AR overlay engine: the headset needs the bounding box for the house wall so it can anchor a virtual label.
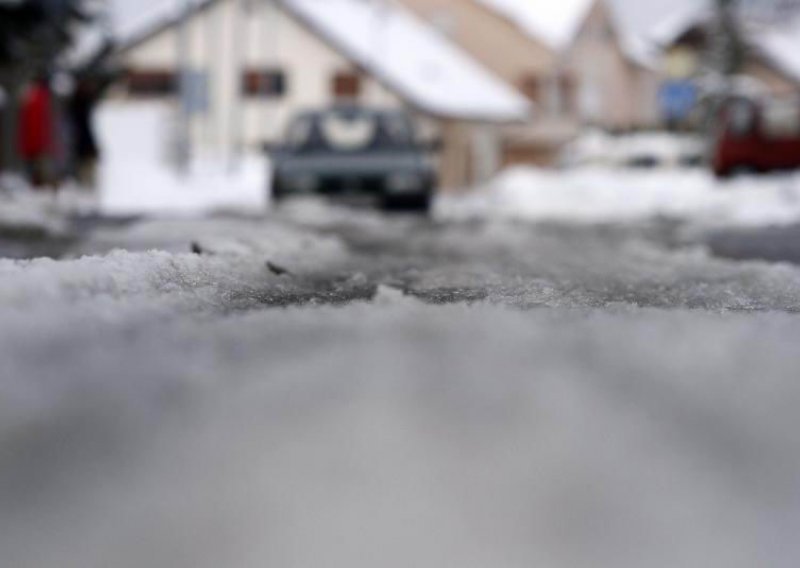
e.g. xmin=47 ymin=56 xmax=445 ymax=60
xmin=565 ymin=0 xmax=658 ymax=130
xmin=742 ymin=59 xmax=799 ymax=97
xmin=399 ymin=0 xmax=556 ymax=82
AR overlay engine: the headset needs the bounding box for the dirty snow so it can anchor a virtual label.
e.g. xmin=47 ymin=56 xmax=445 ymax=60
xmin=4 ymin=213 xmax=800 ymax=567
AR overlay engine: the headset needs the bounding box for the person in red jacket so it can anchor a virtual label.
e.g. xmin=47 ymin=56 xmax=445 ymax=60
xmin=18 ymin=77 xmax=56 ymax=189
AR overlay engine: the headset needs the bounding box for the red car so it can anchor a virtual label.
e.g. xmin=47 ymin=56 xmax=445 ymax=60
xmin=712 ymin=96 xmax=800 ymax=177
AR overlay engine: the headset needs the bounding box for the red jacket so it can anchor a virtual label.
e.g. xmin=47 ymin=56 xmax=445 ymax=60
xmin=18 ymin=83 xmax=54 ymax=159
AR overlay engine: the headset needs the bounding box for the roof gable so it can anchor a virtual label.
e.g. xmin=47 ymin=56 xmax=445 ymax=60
xmin=473 ymin=0 xmax=595 ymax=51
xmin=750 ymin=17 xmax=800 ymax=85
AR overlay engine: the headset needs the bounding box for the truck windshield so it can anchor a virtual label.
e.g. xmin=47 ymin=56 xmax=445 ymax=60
xmin=286 ymin=111 xmax=415 ymax=151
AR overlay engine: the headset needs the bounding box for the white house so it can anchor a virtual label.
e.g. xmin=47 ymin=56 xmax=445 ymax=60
xmin=113 ymin=0 xmax=530 ymax=189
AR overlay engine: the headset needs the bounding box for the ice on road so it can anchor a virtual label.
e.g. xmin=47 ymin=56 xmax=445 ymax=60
xmin=2 ymin=208 xmax=800 ymax=568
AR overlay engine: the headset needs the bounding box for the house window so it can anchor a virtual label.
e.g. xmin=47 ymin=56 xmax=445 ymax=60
xmin=126 ymin=69 xmax=177 ymax=96
xmin=332 ymin=71 xmax=362 ymax=99
xmin=242 ymin=69 xmax=287 ymax=98
xmin=558 ymin=74 xmax=577 ymax=115
xmin=519 ymin=74 xmax=542 ymax=104
xmin=522 ymin=73 xmax=576 ymax=116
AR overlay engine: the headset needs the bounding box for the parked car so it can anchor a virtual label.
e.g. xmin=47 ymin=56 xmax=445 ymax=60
xmin=266 ymin=106 xmax=438 ymax=212
xmin=560 ymin=130 xmax=705 ymax=170
xmin=712 ymin=95 xmax=800 ymax=177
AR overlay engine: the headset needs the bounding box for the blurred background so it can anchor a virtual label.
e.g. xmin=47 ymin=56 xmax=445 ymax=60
xmin=3 ymin=0 xmax=800 ymax=218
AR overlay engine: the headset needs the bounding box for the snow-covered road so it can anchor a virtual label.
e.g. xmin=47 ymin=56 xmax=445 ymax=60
xmin=3 ymin=204 xmax=800 ymax=567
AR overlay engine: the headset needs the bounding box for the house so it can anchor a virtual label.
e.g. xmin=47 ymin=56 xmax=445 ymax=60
xmin=113 ymin=0 xmax=530 ymax=190
xmin=562 ymin=0 xmax=660 ymax=130
xmin=399 ymin=0 xmax=661 ymax=165
xmin=653 ymin=6 xmax=800 ymax=126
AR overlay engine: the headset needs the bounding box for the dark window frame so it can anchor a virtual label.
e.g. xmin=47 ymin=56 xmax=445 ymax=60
xmin=332 ymin=71 xmax=362 ymax=99
xmin=518 ymin=74 xmax=542 ymax=104
xmin=242 ymin=69 xmax=287 ymax=98
xmin=125 ymin=69 xmax=177 ymax=97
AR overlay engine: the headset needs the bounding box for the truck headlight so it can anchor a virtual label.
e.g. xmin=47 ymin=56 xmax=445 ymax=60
xmin=387 ymin=172 xmax=423 ymax=193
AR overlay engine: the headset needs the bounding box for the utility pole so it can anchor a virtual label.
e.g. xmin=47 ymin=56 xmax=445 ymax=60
xmin=175 ymin=0 xmax=193 ymax=173
xmin=711 ymin=0 xmax=745 ymax=82
xmin=228 ymin=0 xmax=248 ymax=172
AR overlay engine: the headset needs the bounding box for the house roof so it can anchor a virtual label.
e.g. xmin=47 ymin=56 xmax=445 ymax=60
xmin=474 ymin=0 xmax=658 ymax=69
xmin=473 ymin=0 xmax=595 ymax=51
xmin=647 ymin=4 xmax=800 ymax=87
xmin=648 ymin=4 xmax=710 ymax=48
xmin=280 ymin=0 xmax=530 ymax=122
xmin=751 ymin=17 xmax=800 ymax=85
xmin=114 ymin=0 xmax=217 ymax=51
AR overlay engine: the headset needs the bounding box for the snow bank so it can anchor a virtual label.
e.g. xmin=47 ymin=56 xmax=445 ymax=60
xmin=561 ymin=130 xmax=705 ymax=168
xmin=0 ymin=191 xmax=69 ymax=238
xmin=0 ymin=180 xmax=96 ymax=238
xmin=97 ymin=102 xmax=268 ymax=216
xmin=0 ymin=215 xmax=347 ymax=321
xmin=445 ymin=166 xmax=800 ymax=227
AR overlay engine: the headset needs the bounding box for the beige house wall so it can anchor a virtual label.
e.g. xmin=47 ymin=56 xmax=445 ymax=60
xmin=565 ymin=0 xmax=659 ymax=130
xmin=400 ymin=0 xmax=556 ymax=84
xmin=742 ymin=60 xmax=799 ymax=98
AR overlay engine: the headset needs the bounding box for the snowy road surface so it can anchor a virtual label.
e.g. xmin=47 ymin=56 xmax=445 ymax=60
xmin=2 ymin=203 xmax=800 ymax=567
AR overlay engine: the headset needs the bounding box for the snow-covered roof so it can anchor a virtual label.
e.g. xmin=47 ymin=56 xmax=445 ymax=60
xmin=751 ymin=17 xmax=800 ymax=85
xmin=644 ymin=4 xmax=800 ymax=87
xmin=648 ymin=4 xmax=710 ymax=48
xmin=114 ymin=0 xmax=216 ymax=48
xmin=280 ymin=0 xmax=530 ymax=122
xmin=474 ymin=0 xmax=595 ymax=51
xmin=474 ymin=0 xmax=657 ymax=70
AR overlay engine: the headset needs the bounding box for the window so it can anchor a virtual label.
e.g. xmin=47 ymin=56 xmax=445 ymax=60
xmin=522 ymin=74 xmax=576 ymax=115
xmin=332 ymin=71 xmax=362 ymax=99
xmin=558 ymin=74 xmax=577 ymax=115
xmin=519 ymin=75 xmax=542 ymax=104
xmin=126 ymin=69 xmax=176 ymax=96
xmin=242 ymin=69 xmax=287 ymax=98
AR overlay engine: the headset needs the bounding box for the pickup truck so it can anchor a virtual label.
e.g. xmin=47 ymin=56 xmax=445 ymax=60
xmin=266 ymin=106 xmax=438 ymax=212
